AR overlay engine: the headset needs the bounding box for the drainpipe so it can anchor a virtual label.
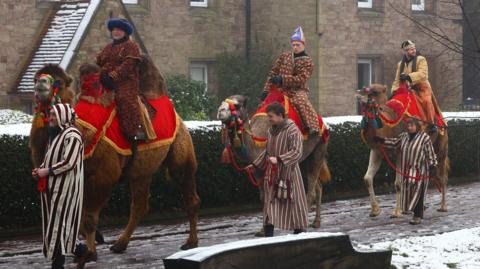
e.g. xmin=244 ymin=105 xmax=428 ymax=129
xmin=245 ymin=0 xmax=251 ymax=63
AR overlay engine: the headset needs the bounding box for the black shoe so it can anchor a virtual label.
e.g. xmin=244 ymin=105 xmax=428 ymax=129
xmin=51 ymin=254 xmax=65 ymax=269
xmin=293 ymin=229 xmax=305 ymax=234
xmin=95 ymin=230 xmax=105 ymax=244
xmin=74 ymin=243 xmax=87 ymax=257
xmin=264 ymin=224 xmax=274 ymax=237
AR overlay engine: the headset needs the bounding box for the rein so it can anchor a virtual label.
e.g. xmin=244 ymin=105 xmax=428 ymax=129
xmin=378 ymin=144 xmax=443 ymax=193
xmin=225 ymin=143 xmax=276 ymax=188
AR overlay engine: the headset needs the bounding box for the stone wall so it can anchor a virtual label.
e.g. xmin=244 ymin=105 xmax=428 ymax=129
xmin=0 ymin=0 xmax=52 ymax=109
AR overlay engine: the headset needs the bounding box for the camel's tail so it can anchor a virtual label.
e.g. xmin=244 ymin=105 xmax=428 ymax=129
xmin=319 ymin=161 xmax=332 ymax=185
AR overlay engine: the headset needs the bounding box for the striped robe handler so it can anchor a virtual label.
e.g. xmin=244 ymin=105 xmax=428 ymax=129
xmin=384 ymin=132 xmax=437 ymax=217
xmin=40 ymin=104 xmax=84 ymax=260
xmin=253 ymin=120 xmax=309 ymax=230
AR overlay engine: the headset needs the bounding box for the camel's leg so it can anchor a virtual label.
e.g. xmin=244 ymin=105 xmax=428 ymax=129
xmin=391 ymin=172 xmax=402 ymax=218
xmin=110 ymin=176 xmax=152 ymax=253
xmin=437 ymin=161 xmax=448 ymax=212
xmin=312 ymin=182 xmax=323 ymax=228
xmin=364 ymin=149 xmax=382 ymax=217
xmin=167 ymin=124 xmax=200 ymax=250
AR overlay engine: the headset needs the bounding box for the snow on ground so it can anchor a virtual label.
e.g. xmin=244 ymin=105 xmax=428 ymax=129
xmin=0 ymin=109 xmax=478 ymax=136
xmin=358 ymin=227 xmax=480 ymax=269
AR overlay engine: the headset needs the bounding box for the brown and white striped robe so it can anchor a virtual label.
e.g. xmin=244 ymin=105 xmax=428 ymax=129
xmin=253 ymin=120 xmax=309 ymax=230
xmin=40 ymin=104 xmax=84 ymax=260
xmin=384 ymin=132 xmax=437 ymax=215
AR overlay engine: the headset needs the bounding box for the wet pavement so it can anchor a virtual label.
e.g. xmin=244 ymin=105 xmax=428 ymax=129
xmin=1 ymin=180 xmax=479 ymax=268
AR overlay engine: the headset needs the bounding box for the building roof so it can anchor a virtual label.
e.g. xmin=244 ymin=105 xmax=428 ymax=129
xmin=17 ymin=0 xmax=100 ymax=92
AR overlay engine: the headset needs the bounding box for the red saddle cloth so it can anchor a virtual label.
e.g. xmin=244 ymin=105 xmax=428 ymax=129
xmin=383 ymin=83 xmax=445 ymax=127
xmin=75 ymin=95 xmax=178 ymax=157
xmin=253 ymin=86 xmax=329 ymax=143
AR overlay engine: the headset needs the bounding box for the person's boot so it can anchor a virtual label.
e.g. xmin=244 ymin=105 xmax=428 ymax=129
xmin=293 ymin=229 xmax=305 ymax=234
xmin=51 ymin=254 xmax=65 ymax=269
xmin=95 ymin=230 xmax=105 ymax=244
xmin=264 ymin=224 xmax=274 ymax=237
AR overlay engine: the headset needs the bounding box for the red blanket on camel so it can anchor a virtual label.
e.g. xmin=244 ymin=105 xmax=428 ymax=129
xmin=382 ymin=83 xmax=445 ymax=128
xmin=252 ymin=86 xmax=329 ymax=144
xmin=75 ymin=95 xmax=178 ymax=157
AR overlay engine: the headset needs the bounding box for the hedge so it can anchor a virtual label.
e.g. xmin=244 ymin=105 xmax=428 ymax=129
xmin=1 ymin=120 xmax=479 ymax=230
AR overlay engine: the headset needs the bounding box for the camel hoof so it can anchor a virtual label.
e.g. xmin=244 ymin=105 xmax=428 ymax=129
xmin=75 ymin=250 xmax=96 ymax=269
xmin=390 ymin=212 xmax=401 ymax=218
xmin=437 ymin=208 xmax=448 ymax=212
xmin=254 ymin=230 xmax=265 ymax=237
xmin=369 ymin=209 xmax=381 ymax=217
xmin=180 ymin=241 xmax=198 ymax=250
xmin=110 ymin=241 xmax=127 ymax=253
xmin=310 ymin=221 xmax=321 ymax=228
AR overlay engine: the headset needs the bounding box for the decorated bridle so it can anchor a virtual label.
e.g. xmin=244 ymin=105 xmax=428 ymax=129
xmin=221 ymin=98 xmax=246 ymax=149
xmin=33 ymin=74 xmax=62 ymax=128
xmin=360 ymin=87 xmax=383 ymax=130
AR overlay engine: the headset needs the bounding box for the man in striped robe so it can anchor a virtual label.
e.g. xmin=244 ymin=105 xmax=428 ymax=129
xmin=32 ymin=103 xmax=84 ymax=269
xmin=248 ymin=102 xmax=309 ymax=236
xmin=374 ymin=117 xmax=437 ymax=225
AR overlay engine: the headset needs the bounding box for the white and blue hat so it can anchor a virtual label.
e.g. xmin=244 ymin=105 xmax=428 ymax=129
xmin=291 ymin=26 xmax=305 ymax=44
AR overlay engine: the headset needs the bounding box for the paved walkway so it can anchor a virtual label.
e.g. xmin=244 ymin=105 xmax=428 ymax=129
xmin=1 ymin=180 xmax=479 ymax=268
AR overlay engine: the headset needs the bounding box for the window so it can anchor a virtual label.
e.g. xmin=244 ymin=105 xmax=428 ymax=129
xmin=190 ymin=0 xmax=208 ymax=7
xmin=358 ymin=59 xmax=372 ymax=89
xmin=190 ymin=63 xmax=208 ymax=89
xmin=411 ymin=0 xmax=425 ymax=11
xmin=122 ymin=0 xmax=138 ymax=4
xmin=358 ymin=0 xmax=372 ymax=8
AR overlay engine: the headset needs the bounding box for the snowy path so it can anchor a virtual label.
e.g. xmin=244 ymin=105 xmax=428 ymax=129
xmin=1 ymin=180 xmax=480 ymax=268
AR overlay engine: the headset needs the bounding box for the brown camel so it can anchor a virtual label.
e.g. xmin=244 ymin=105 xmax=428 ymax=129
xmin=217 ymin=95 xmax=331 ymax=228
xmin=357 ymin=84 xmax=449 ymax=218
xmin=30 ymin=58 xmax=200 ymax=266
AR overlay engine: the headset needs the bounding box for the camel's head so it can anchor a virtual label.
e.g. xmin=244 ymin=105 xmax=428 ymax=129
xmin=34 ymin=64 xmax=73 ymax=104
xmin=34 ymin=74 xmax=54 ymax=102
xmin=217 ymin=95 xmax=248 ymax=124
xmin=356 ymin=84 xmax=388 ymax=106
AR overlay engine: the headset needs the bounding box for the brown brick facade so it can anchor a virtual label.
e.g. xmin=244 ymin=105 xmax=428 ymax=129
xmin=0 ymin=0 xmax=463 ymax=115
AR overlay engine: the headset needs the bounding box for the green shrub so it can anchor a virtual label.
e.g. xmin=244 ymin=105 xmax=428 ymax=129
xmin=0 ymin=120 xmax=478 ymax=230
xmin=166 ymin=75 xmax=217 ymax=120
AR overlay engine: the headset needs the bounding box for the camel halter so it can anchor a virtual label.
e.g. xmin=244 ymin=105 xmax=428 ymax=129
xmin=33 ymin=74 xmax=62 ymax=128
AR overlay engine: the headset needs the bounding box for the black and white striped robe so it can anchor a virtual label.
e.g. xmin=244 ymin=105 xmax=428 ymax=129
xmin=40 ymin=104 xmax=84 ymax=260
xmin=384 ymin=132 xmax=437 ymax=214
xmin=253 ymin=120 xmax=309 ymax=230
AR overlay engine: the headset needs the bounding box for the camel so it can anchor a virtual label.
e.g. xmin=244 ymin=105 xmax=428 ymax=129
xmin=357 ymin=84 xmax=449 ymax=218
xmin=217 ymin=95 xmax=331 ymax=228
xmin=30 ymin=58 xmax=200 ymax=266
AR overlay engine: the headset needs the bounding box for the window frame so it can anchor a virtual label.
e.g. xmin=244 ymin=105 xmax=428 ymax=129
xmin=122 ymin=0 xmax=139 ymax=4
xmin=358 ymin=0 xmax=373 ymax=8
xmin=411 ymin=0 xmax=425 ymax=11
xmin=190 ymin=0 xmax=208 ymax=8
xmin=190 ymin=62 xmax=209 ymax=90
xmin=357 ymin=58 xmax=373 ymax=89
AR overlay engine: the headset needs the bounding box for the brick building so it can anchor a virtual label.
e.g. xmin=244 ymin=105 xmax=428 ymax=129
xmin=0 ymin=0 xmax=464 ymax=115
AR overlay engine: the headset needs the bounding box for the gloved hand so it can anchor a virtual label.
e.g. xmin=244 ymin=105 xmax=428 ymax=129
xmin=429 ymin=165 xmax=437 ymax=177
xmin=399 ymin=73 xmax=412 ymax=83
xmin=270 ymin=75 xmax=283 ymax=86
xmin=373 ymin=136 xmax=385 ymax=144
xmin=100 ymin=72 xmax=115 ymax=90
xmin=260 ymin=90 xmax=269 ymax=101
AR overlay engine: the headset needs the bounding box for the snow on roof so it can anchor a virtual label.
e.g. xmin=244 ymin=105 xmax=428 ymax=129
xmin=17 ymin=0 xmax=100 ymax=92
